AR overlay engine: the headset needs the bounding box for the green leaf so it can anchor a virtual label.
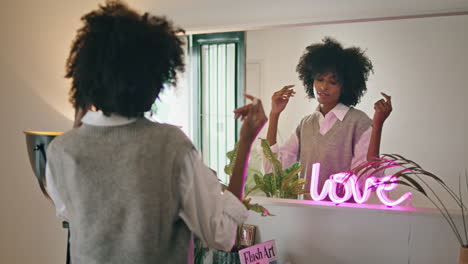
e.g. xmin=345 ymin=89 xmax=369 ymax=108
xmin=261 ymin=139 xmax=284 ymax=179
xmin=289 ymin=179 xmax=308 ymax=194
xmin=271 ymin=172 xmax=278 ymax=196
xmin=244 ymin=184 xmax=262 ymax=197
xmin=243 ymin=198 xmax=274 ymax=216
xmin=285 ymin=162 xmax=300 ymax=174
xmin=263 ymin=173 xmax=274 ymax=197
xmin=224 ymin=142 xmax=239 ymax=176
xmin=413 ymin=168 xmax=446 ymax=185
xmin=248 ymin=168 xmax=263 ymax=176
xmin=281 ymin=164 xmax=303 ymax=190
xmin=254 ymin=173 xmax=264 ymax=186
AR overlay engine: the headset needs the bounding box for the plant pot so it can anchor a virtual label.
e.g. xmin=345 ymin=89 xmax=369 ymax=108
xmin=460 ymin=247 xmax=468 ymax=264
xmin=212 ymin=250 xmax=240 ymax=264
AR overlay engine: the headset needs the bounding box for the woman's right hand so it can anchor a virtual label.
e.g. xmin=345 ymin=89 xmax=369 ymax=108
xmin=271 ymin=85 xmax=295 ymax=115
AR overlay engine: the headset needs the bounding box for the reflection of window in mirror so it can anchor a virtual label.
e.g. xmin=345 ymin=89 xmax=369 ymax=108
xmin=189 ymin=32 xmax=245 ymax=184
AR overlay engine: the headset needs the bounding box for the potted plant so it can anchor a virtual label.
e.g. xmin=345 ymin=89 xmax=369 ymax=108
xmin=349 ymin=154 xmax=468 ymax=264
xmin=195 ymin=138 xmax=308 ymax=263
xmin=194 ymin=140 xmax=274 ymax=264
xmin=224 ymin=140 xmax=275 ymax=216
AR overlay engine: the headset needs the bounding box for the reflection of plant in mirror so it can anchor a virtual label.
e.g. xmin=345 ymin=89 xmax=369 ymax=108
xmin=226 ymin=139 xmax=308 ymax=201
xmin=256 ymin=139 xmax=308 ymax=199
xmin=351 ymin=154 xmax=468 ymax=248
xmin=225 ymin=142 xmax=273 ymax=217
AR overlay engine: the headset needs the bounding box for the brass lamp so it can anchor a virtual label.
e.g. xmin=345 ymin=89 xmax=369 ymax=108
xmin=24 ymin=131 xmax=63 ymax=200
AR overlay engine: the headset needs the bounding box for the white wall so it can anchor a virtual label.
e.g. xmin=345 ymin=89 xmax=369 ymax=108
xmin=245 ymin=15 xmax=468 ymax=210
xmin=1 ymin=0 xmax=467 ymax=263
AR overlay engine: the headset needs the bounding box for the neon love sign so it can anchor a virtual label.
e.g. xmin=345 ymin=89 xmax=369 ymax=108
xmin=309 ymin=163 xmax=412 ymax=206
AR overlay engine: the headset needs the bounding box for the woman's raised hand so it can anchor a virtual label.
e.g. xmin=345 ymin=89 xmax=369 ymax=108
xmin=233 ymin=94 xmax=268 ymax=143
xmin=271 ymin=85 xmax=295 ymax=115
xmin=373 ymin=92 xmax=392 ymax=126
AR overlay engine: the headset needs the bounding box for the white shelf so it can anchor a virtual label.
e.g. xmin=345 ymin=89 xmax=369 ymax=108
xmin=249 ymin=196 xmax=463 ymax=216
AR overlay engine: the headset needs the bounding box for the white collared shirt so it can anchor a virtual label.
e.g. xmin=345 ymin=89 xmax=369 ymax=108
xmin=263 ymin=103 xmax=372 ymax=174
xmin=46 ymin=111 xmax=248 ymax=253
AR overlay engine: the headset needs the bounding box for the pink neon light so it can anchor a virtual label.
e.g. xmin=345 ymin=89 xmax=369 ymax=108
xmin=347 ymin=174 xmax=378 ymax=203
xmin=375 ymin=176 xmax=413 ymax=207
xmin=329 ymin=173 xmax=353 ymax=203
xmin=308 ymin=163 xmax=412 ymax=206
xmin=310 ymin=163 xmax=332 ymax=201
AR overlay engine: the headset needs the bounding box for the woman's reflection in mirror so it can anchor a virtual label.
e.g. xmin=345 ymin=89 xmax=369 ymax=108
xmin=264 ymin=37 xmax=392 ymax=201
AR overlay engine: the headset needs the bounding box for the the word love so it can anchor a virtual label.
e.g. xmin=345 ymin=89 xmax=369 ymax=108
xmin=309 ymin=163 xmax=412 ymax=206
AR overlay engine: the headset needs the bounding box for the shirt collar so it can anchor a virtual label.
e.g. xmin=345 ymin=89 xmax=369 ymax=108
xmin=81 ymin=111 xmax=137 ymax=127
xmin=313 ymin=103 xmax=350 ymax=121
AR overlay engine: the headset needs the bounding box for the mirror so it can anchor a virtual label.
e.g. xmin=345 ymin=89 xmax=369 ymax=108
xmin=243 ymin=14 xmax=468 ymax=209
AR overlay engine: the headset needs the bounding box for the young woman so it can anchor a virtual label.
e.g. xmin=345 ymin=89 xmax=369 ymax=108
xmin=264 ymin=37 xmax=392 ymax=198
xmin=45 ymin=1 xmax=267 ymax=263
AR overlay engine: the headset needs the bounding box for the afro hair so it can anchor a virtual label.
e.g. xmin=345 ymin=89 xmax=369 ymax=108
xmin=66 ymin=0 xmax=185 ymax=117
xmin=296 ymin=37 xmax=373 ymax=106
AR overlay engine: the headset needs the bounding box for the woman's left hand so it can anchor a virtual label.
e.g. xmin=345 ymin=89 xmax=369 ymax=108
xmin=234 ymin=94 xmax=268 ymax=143
xmin=373 ymin=92 xmax=392 ymax=126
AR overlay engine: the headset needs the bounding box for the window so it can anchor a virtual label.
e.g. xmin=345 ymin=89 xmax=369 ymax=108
xmin=189 ymin=32 xmax=245 ymax=184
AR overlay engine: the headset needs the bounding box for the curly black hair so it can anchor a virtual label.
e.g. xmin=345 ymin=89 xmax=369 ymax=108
xmin=66 ymin=0 xmax=185 ymax=117
xmin=296 ymin=37 xmax=373 ymax=107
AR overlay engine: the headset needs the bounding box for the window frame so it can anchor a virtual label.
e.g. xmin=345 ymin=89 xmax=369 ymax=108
xmin=188 ymin=31 xmax=245 ymax=182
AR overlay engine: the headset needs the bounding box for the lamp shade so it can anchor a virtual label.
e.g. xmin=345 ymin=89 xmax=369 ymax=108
xmin=24 ymin=131 xmax=63 ymax=199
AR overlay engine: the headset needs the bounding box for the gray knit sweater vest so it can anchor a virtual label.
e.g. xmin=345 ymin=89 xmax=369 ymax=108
xmin=296 ymin=108 xmax=371 ymax=197
xmin=47 ymin=118 xmax=194 ymax=264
